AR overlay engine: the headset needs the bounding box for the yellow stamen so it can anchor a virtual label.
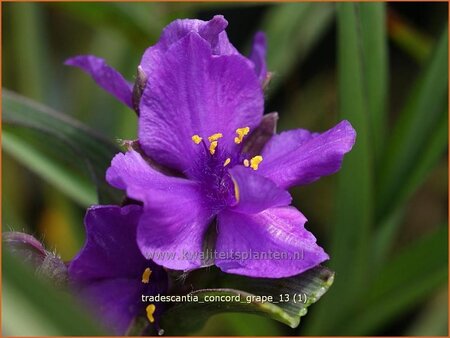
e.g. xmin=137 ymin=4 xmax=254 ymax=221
xmin=191 ymin=135 xmax=202 ymax=144
xmin=146 ymin=304 xmax=156 ymax=323
xmin=208 ymin=133 xmax=223 ymax=142
xmin=141 ymin=267 xmax=152 ymax=283
xmin=223 ymin=158 xmax=231 ymax=167
xmin=231 ymin=177 xmax=240 ymax=202
xmin=209 ymin=141 xmax=218 ymax=155
xmin=234 ymin=127 xmax=250 ymax=144
xmin=243 ymin=159 xmax=250 ymax=167
xmin=250 ymin=155 xmax=263 ymax=170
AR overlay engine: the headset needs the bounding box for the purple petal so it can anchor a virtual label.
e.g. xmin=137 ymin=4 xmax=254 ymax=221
xmin=138 ymin=32 xmax=263 ymax=172
xmin=65 ymin=55 xmax=133 ymax=108
xmin=69 ymin=205 xmax=149 ymax=281
xmin=106 ymin=150 xmax=214 ymax=270
xmin=216 ymin=207 xmax=329 ymax=278
xmin=106 ymin=150 xmax=204 ymax=206
xmin=258 ymin=120 xmax=356 ymax=189
xmin=249 ymin=32 xmax=268 ymax=84
xmin=139 ymin=15 xmax=238 ymax=76
xmin=122 ymin=139 xmax=183 ymax=177
xmin=76 ymin=279 xmax=146 ymax=334
xmin=229 ymin=166 xmax=291 ymax=214
xmin=77 ymin=277 xmax=167 ymax=335
xmin=198 ymin=15 xmax=239 ymax=55
xmin=137 ymin=206 xmax=213 ymax=271
xmin=68 ymin=205 xmax=168 ymax=334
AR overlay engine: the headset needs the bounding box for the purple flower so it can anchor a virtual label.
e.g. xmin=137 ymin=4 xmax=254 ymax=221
xmin=65 ymin=15 xmax=267 ymax=110
xmin=67 ymin=16 xmax=356 ymax=278
xmin=68 ymin=205 xmax=168 ymax=334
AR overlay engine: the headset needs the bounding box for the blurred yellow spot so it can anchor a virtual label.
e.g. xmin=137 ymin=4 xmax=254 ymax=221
xmin=209 ymin=141 xmax=218 ymax=155
xmin=191 ymin=135 xmax=202 ymax=144
xmin=142 ymin=267 xmax=152 ymax=283
xmin=243 ymin=159 xmax=250 ymax=167
xmin=234 ymin=127 xmax=250 ymax=144
xmin=146 ymin=304 xmax=156 ymax=323
xmin=250 ymin=156 xmax=263 ymax=170
xmin=38 ymin=194 xmax=79 ymax=260
xmin=208 ymin=133 xmax=223 ymax=142
xmin=223 ymin=158 xmax=231 ymax=167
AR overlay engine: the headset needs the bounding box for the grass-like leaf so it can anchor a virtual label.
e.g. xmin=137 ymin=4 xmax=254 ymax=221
xmin=304 ymin=3 xmax=375 ymax=334
xmin=2 ymin=89 xmax=122 ymax=206
xmin=340 ymin=225 xmax=448 ymax=334
xmin=3 ymin=130 xmax=96 ymax=206
xmin=359 ymin=2 xmax=388 ymax=163
xmin=261 ymin=3 xmax=334 ymax=93
xmin=377 ymin=27 xmax=448 ymax=219
xmin=374 ymin=27 xmax=448 ymax=263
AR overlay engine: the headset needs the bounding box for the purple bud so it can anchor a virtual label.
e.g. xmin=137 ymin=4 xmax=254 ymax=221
xmin=37 ymin=252 xmax=68 ymax=287
xmin=3 ymin=231 xmax=46 ymax=267
xmin=3 ymin=231 xmax=67 ymax=286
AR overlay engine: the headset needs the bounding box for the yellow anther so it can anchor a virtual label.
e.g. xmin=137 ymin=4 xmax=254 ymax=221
xmin=191 ymin=135 xmax=202 ymax=144
xmin=250 ymin=155 xmax=263 ymax=170
xmin=146 ymin=304 xmax=156 ymax=323
xmin=209 ymin=141 xmax=218 ymax=155
xmin=243 ymin=159 xmax=250 ymax=167
xmin=234 ymin=127 xmax=250 ymax=144
xmin=231 ymin=177 xmax=240 ymax=202
xmin=223 ymin=158 xmax=231 ymax=167
xmin=142 ymin=267 xmax=152 ymax=284
xmin=208 ymin=133 xmax=223 ymax=142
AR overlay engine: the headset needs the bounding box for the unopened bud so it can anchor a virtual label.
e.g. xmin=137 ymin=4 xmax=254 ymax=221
xmin=132 ymin=66 xmax=148 ymax=115
xmin=242 ymin=112 xmax=278 ymax=157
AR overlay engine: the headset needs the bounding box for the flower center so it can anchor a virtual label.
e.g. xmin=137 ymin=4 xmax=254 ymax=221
xmin=189 ymin=127 xmax=264 ymax=211
xmin=191 ymin=127 xmax=263 ymax=170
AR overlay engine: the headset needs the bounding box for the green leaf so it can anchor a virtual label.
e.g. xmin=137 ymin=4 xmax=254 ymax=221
xmin=359 ymin=2 xmax=388 ymax=163
xmin=374 ymin=27 xmax=448 ymax=260
xmin=373 ymin=112 xmax=447 ymax=266
xmin=405 ymin=287 xmax=448 ymax=336
xmin=338 ymin=225 xmax=448 ymax=334
xmin=3 ymin=130 xmax=96 ymax=206
xmin=261 ymin=3 xmax=334 ymax=93
xmin=50 ymin=3 xmax=159 ymax=49
xmin=3 ymin=250 xmax=107 ymax=335
xmin=378 ymin=27 xmax=448 ymax=218
xmin=304 ymin=3 xmax=374 ymax=334
xmin=195 ymin=313 xmax=282 ymax=336
xmin=388 ymin=11 xmax=434 ymax=64
xmin=160 ymin=266 xmax=334 ymax=335
xmin=6 ymin=3 xmax=50 ymax=101
xmin=372 ymin=206 xmax=405 ymax=267
xmin=2 ymin=89 xmax=122 ymax=206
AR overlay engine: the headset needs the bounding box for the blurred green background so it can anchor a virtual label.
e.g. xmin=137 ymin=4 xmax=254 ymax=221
xmin=2 ymin=2 xmax=448 ymax=336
